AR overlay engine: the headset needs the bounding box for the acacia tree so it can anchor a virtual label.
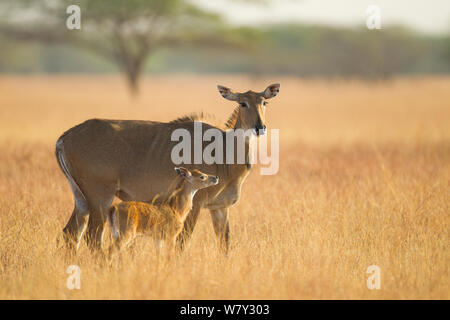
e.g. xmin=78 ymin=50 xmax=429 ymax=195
xmin=0 ymin=0 xmax=226 ymax=94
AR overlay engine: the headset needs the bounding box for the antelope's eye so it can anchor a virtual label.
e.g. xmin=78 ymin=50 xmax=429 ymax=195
xmin=263 ymin=101 xmax=268 ymax=106
xmin=239 ymin=102 xmax=248 ymax=108
xmin=200 ymin=175 xmax=206 ymax=180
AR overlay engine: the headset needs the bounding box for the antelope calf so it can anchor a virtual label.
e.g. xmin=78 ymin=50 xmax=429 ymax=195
xmin=106 ymin=167 xmax=219 ymax=255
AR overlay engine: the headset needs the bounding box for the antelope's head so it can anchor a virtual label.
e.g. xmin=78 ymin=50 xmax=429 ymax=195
xmin=217 ymin=83 xmax=280 ymax=135
xmin=175 ymin=167 xmax=219 ymax=190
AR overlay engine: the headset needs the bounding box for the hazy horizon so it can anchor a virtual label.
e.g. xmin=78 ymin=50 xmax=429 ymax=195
xmin=193 ymin=0 xmax=450 ymax=35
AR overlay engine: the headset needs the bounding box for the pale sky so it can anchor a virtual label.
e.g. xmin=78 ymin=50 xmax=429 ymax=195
xmin=193 ymin=0 xmax=450 ymax=34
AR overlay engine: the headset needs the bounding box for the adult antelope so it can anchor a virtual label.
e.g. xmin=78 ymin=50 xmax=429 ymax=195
xmin=56 ymin=83 xmax=280 ymax=252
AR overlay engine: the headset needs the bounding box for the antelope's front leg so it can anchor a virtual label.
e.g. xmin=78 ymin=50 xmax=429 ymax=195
xmin=176 ymin=204 xmax=202 ymax=251
xmin=209 ymin=208 xmax=230 ymax=254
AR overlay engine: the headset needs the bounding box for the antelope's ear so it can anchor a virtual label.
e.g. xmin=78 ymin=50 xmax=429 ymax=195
xmin=217 ymin=85 xmax=239 ymax=101
xmin=175 ymin=167 xmax=191 ymax=178
xmin=262 ymin=83 xmax=280 ymax=99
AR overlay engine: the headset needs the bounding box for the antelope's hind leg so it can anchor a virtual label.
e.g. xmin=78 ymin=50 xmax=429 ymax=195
xmin=62 ymin=193 xmax=89 ymax=253
xmin=84 ymin=187 xmax=116 ymax=252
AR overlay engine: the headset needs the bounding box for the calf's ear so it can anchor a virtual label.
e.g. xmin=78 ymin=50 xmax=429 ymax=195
xmin=174 ymin=167 xmax=191 ymax=178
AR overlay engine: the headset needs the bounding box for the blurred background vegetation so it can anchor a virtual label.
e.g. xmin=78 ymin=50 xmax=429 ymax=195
xmin=0 ymin=0 xmax=448 ymax=93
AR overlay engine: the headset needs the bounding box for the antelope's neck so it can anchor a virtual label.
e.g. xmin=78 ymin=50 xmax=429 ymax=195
xmin=169 ymin=183 xmax=196 ymax=216
xmin=233 ymin=120 xmax=255 ymax=169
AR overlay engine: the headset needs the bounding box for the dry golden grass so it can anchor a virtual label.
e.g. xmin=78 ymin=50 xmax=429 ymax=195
xmin=0 ymin=75 xmax=448 ymax=299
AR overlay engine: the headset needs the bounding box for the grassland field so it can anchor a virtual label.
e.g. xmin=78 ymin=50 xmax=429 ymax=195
xmin=0 ymin=75 xmax=448 ymax=299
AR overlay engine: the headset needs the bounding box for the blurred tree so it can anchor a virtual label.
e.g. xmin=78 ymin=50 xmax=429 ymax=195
xmin=0 ymin=0 xmax=226 ymax=94
xmin=1 ymin=1 xmax=447 ymax=82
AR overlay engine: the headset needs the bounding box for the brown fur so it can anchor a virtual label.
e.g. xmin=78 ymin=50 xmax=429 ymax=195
xmin=107 ymin=169 xmax=218 ymax=256
xmin=56 ymin=84 xmax=280 ymax=253
xmin=170 ymin=107 xmax=240 ymax=130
